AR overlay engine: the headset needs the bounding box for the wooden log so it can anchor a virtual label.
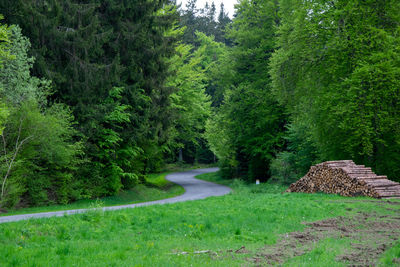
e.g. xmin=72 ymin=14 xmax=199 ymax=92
xmin=287 ymin=160 xmax=400 ymax=199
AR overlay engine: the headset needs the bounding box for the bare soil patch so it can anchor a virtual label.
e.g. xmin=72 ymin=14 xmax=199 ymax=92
xmin=248 ymin=210 xmax=400 ymax=266
xmin=328 ymin=199 xmax=400 ymax=206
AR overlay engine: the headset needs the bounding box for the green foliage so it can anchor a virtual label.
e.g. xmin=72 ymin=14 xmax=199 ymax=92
xmin=195 ymin=31 xmax=231 ymax=107
xmin=205 ymin=109 xmax=236 ymax=177
xmin=205 ymin=0 xmax=286 ymax=181
xmin=270 ymin=0 xmax=400 ymax=181
xmin=167 ymin=33 xmax=214 ymax=163
xmin=270 ymin=152 xmax=300 ymax=185
xmin=2 ymin=101 xmax=82 ymax=207
xmin=1 ymin=0 xmax=399 ymax=208
xmin=379 ymin=241 xmax=400 ymax=267
xmin=179 ymin=0 xmax=232 ymax=47
xmin=0 ymin=16 xmax=11 ymax=135
xmin=270 ymin=119 xmax=320 ymax=184
xmin=0 ymin=25 xmax=82 ymax=208
xmin=0 ymin=26 xmax=49 ymax=106
xmin=1 ymin=1 xmax=181 ymax=196
xmin=0 ymin=15 xmax=12 ymax=66
xmin=82 ymin=86 xmax=141 ymax=197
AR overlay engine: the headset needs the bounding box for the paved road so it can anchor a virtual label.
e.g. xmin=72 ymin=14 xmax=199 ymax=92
xmin=0 ymin=167 xmax=230 ymax=224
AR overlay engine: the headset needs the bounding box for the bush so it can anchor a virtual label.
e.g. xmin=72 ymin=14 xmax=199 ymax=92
xmin=1 ymin=101 xmax=82 ymax=207
xmin=0 ymin=26 xmax=82 ymax=208
xmin=269 ymin=152 xmax=300 ymax=185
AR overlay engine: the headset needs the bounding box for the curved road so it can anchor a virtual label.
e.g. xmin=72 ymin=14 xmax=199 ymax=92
xmin=0 ymin=167 xmax=230 ymax=224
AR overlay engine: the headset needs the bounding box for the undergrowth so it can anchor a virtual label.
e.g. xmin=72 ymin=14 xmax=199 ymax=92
xmin=0 ymin=171 xmax=184 ymax=217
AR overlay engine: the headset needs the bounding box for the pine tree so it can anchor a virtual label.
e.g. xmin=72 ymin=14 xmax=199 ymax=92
xmin=180 ymin=0 xmax=199 ymax=46
xmin=179 ymin=1 xmax=231 ymax=47
xmin=215 ymin=3 xmax=232 ymax=44
xmin=1 ymin=0 xmax=180 ymax=196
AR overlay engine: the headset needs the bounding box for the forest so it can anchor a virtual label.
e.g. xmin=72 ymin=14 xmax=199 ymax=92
xmin=0 ymin=0 xmax=399 ymax=209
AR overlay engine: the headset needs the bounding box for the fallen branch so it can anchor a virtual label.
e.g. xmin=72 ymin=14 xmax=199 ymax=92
xmin=170 ymin=250 xmax=212 ymax=255
xmin=170 ymin=246 xmax=249 ymax=256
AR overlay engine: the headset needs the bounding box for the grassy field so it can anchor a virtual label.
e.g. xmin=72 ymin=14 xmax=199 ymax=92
xmin=0 ymin=172 xmax=399 ymax=266
xmin=0 ymin=172 xmax=184 ymax=217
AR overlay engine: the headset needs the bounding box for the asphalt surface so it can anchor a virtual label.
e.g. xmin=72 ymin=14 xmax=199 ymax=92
xmin=0 ymin=167 xmax=231 ymax=224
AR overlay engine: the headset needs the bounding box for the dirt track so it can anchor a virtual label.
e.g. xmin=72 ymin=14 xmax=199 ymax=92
xmin=249 ymin=201 xmax=400 ymax=266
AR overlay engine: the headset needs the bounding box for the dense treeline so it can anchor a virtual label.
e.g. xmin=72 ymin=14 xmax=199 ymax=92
xmin=1 ymin=1 xmax=180 ymax=200
xmin=270 ymin=0 xmax=400 ymax=183
xmin=0 ymin=0 xmax=399 ymax=208
xmin=0 ymin=0 xmax=182 ymax=207
xmin=206 ymin=0 xmax=286 ymax=180
xmin=205 ymin=0 xmax=400 ymax=183
xmin=0 ymin=0 xmax=229 ymax=208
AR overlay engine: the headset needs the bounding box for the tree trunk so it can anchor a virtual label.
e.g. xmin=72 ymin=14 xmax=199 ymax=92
xmin=178 ymin=148 xmax=183 ymax=162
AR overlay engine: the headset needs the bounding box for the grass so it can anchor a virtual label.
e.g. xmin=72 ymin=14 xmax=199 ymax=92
xmin=379 ymin=241 xmax=400 ymax=266
xmin=0 ymin=171 xmax=399 ymax=266
xmin=0 ymin=171 xmax=184 ymax=217
xmin=196 ymin=171 xmax=287 ymax=193
xmin=194 ymin=171 xmax=235 ymax=186
xmin=160 ymin=162 xmax=218 ymax=172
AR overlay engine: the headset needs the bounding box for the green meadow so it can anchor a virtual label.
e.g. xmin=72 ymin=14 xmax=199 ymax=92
xmin=1 ymin=172 xmax=399 ymax=266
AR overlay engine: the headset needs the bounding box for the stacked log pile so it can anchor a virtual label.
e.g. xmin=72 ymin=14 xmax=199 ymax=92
xmin=287 ymin=160 xmax=400 ymax=199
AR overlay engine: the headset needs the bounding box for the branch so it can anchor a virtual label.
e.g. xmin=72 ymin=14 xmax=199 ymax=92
xmin=1 ymin=117 xmax=33 ymax=201
xmin=169 ymin=250 xmax=212 ymax=255
xmin=2 ymin=134 xmax=8 ymax=167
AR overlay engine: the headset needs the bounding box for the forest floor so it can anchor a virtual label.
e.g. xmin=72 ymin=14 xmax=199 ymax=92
xmin=0 ymin=171 xmax=399 ymax=266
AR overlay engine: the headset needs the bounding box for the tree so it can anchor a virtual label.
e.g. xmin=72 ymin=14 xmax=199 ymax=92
xmin=179 ymin=1 xmax=232 ymax=47
xmin=86 ymin=86 xmax=139 ymax=196
xmin=166 ymin=35 xmax=211 ymax=163
xmin=180 ymin=0 xmax=199 ymax=46
xmin=0 ymin=0 xmax=181 ymax=197
xmin=0 ymin=26 xmax=82 ymax=207
xmin=0 ymin=16 xmax=11 ymax=135
xmin=215 ymin=3 xmax=232 ymax=44
xmin=270 ymin=0 xmax=400 ymax=181
xmin=206 ymin=0 xmax=286 ymax=180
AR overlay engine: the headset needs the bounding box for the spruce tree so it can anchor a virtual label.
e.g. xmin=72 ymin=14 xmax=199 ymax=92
xmin=0 ymin=0 xmax=180 ymax=196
